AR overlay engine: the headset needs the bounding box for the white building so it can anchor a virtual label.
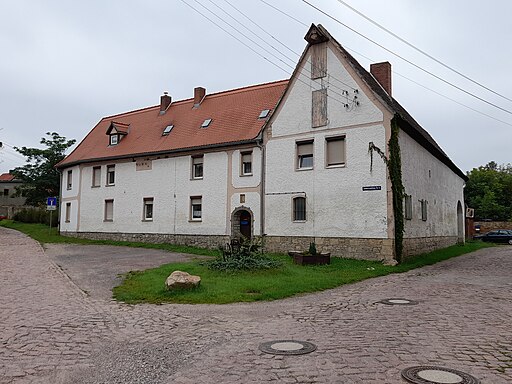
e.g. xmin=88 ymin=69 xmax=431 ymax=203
xmin=57 ymin=24 xmax=466 ymax=262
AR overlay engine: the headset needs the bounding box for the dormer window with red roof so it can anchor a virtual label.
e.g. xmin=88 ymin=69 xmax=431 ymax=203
xmin=106 ymin=121 xmax=129 ymax=146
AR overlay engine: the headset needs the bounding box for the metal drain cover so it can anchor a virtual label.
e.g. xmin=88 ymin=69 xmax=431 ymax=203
xmin=401 ymin=366 xmax=480 ymax=384
xmin=379 ymin=298 xmax=419 ymax=305
xmin=259 ymin=340 xmax=317 ymax=355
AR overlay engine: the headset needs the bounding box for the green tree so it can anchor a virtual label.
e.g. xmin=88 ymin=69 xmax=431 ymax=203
xmin=465 ymin=162 xmax=512 ymax=221
xmin=11 ymin=132 xmax=76 ymax=206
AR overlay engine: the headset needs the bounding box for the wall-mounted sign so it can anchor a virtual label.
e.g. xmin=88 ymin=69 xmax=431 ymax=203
xmin=362 ymin=186 xmax=381 ymax=191
xmin=136 ymin=160 xmax=152 ymax=171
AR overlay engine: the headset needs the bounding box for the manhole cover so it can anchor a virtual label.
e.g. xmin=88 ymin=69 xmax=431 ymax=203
xmin=401 ymin=366 xmax=480 ymax=384
xmin=379 ymin=298 xmax=419 ymax=305
xmin=259 ymin=340 xmax=317 ymax=355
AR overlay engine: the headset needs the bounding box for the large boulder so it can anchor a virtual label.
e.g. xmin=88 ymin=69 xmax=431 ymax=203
xmin=165 ymin=270 xmax=201 ymax=291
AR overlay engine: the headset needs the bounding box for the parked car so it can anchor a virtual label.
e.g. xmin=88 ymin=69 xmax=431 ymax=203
xmin=474 ymin=229 xmax=512 ymax=244
xmin=0 ymin=215 xmax=7 ymax=220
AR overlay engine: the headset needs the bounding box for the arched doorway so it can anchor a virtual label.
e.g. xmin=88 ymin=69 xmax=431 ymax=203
xmin=457 ymin=201 xmax=464 ymax=244
xmin=231 ymin=207 xmax=253 ymax=240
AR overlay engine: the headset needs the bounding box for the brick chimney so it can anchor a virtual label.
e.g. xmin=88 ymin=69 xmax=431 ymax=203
xmin=194 ymin=87 xmax=206 ymax=108
xmin=159 ymin=92 xmax=171 ymax=115
xmin=370 ymin=62 xmax=392 ymax=97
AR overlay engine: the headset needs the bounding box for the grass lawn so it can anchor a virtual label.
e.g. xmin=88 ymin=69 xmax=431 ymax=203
xmin=0 ymin=220 xmax=219 ymax=257
xmin=1 ymin=220 xmax=493 ymax=305
xmin=113 ymin=241 xmax=492 ymax=304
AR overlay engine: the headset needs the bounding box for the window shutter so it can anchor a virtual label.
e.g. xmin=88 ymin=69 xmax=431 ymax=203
xmin=311 ymin=43 xmax=327 ymax=79
xmin=193 ymin=156 xmax=202 ymax=165
xmin=242 ymin=153 xmax=251 ymax=163
xmin=312 ymin=89 xmax=327 ymax=127
xmin=297 ymin=142 xmax=313 ymax=156
xmin=105 ymin=200 xmax=113 ymax=220
xmin=327 ymin=138 xmax=345 ymax=165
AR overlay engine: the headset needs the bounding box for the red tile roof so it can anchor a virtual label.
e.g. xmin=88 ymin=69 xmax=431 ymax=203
xmin=0 ymin=173 xmax=15 ymax=182
xmin=58 ymin=80 xmax=289 ymax=168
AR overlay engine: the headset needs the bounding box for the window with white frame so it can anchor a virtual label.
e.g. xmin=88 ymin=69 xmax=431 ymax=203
xmin=65 ymin=202 xmax=71 ymax=222
xmin=296 ymin=140 xmax=313 ymax=169
xmin=421 ymin=199 xmax=428 ymax=221
xmin=67 ymin=170 xmax=72 ymax=190
xmin=143 ymin=198 xmax=154 ymax=221
xmin=104 ymin=199 xmax=114 ymax=221
xmin=106 ymin=165 xmax=115 ymax=186
xmin=92 ymin=166 xmax=101 ymax=187
xmin=192 ymin=156 xmax=203 ymax=179
xmin=326 ymin=136 xmax=345 ymax=167
xmin=241 ymin=151 xmax=252 ymax=176
xmin=405 ymin=194 xmax=412 ymax=220
xmin=190 ymin=196 xmax=202 ymax=221
xmin=109 ymin=134 xmax=118 ymax=146
xmin=293 ymin=196 xmax=306 ymax=221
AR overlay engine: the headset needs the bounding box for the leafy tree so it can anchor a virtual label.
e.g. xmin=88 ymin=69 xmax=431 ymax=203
xmin=465 ymin=162 xmax=512 ymax=221
xmin=11 ymin=132 xmax=76 ymax=206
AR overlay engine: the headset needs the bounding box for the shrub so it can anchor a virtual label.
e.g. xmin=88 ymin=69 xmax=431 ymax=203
xmin=13 ymin=208 xmax=58 ymax=226
xmin=203 ymin=237 xmax=281 ymax=272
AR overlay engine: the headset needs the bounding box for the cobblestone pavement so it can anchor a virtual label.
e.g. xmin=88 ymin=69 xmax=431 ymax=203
xmin=1 ymin=227 xmax=511 ymax=383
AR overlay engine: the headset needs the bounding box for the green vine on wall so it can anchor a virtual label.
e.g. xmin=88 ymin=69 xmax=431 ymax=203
xmin=368 ymin=115 xmax=405 ymax=263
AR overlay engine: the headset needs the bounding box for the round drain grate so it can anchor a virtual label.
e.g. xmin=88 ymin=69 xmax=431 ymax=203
xmin=401 ymin=366 xmax=480 ymax=384
xmin=379 ymin=298 xmax=419 ymax=305
xmin=259 ymin=340 xmax=317 ymax=355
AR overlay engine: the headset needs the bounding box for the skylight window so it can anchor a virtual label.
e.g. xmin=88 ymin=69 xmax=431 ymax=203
xmin=162 ymin=125 xmax=174 ymax=135
xmin=201 ymin=118 xmax=212 ymax=128
xmin=258 ymin=109 xmax=270 ymax=119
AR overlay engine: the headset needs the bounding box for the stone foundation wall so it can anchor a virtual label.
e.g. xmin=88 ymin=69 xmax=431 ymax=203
xmin=61 ymin=231 xmax=230 ymax=250
xmin=264 ymin=236 xmax=395 ymax=261
xmin=403 ymin=236 xmax=458 ymax=258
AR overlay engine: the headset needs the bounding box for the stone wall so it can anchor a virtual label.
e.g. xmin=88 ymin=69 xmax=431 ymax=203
xmin=61 ymin=231 xmax=230 ymax=250
xmin=403 ymin=236 xmax=458 ymax=258
xmin=264 ymin=236 xmax=395 ymax=261
xmin=473 ymin=221 xmax=512 ymax=233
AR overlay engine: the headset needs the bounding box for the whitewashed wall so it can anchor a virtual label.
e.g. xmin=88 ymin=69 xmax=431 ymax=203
xmin=60 ymin=148 xmax=263 ymax=236
xmin=60 ymin=165 xmax=79 ymax=232
xmin=265 ymin=44 xmax=389 ymax=238
xmin=400 ymin=130 xmax=465 ymax=238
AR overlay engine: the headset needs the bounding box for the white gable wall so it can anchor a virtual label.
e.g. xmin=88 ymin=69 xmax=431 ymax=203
xmin=265 ymin=43 xmax=389 ymax=239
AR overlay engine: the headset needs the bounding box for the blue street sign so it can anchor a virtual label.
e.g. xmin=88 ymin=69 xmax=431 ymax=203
xmin=47 ymin=197 xmax=57 ymax=206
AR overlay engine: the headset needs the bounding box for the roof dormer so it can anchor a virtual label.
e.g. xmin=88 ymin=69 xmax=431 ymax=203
xmin=106 ymin=121 xmax=129 ymax=146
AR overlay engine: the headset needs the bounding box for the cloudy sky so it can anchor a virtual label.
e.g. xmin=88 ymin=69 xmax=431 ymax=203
xmin=1 ymin=0 xmax=510 ymax=174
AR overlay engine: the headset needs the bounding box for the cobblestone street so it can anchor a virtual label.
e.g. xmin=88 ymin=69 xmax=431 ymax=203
xmin=1 ymin=226 xmax=511 ymax=383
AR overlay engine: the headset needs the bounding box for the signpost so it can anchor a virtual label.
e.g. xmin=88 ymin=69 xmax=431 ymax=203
xmin=46 ymin=197 xmax=57 ymax=234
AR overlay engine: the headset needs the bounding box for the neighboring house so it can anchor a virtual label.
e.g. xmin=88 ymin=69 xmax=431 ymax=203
xmin=0 ymin=173 xmax=27 ymax=218
xmin=56 ymin=24 xmax=466 ymax=262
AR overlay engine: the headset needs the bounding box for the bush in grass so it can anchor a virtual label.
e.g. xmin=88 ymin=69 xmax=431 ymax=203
xmin=203 ymin=237 xmax=281 ymax=272
xmin=13 ymin=208 xmax=58 ymax=226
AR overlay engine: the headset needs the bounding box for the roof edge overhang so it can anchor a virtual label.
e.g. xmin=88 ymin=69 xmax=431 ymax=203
xmin=56 ymin=138 xmax=261 ymax=170
xmin=395 ymin=114 xmax=468 ymax=181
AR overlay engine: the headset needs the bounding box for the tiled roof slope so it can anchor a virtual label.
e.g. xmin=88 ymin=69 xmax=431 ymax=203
xmin=57 ymin=80 xmax=288 ymax=168
xmin=315 ymin=24 xmax=467 ymax=181
xmin=0 ymin=173 xmax=16 ymax=182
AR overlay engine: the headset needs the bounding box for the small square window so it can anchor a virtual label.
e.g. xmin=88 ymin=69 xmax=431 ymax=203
xmin=162 ymin=125 xmax=173 ymax=135
xmin=110 ymin=135 xmax=118 ymax=146
xmin=201 ymin=119 xmax=212 ymax=128
xmin=104 ymin=199 xmax=114 ymax=221
xmin=3 ymin=188 xmax=9 ymax=196
xmin=297 ymin=141 xmax=313 ymax=169
xmin=191 ymin=197 xmax=202 ymax=221
xmin=258 ymin=109 xmax=270 ymax=119
xmin=241 ymin=151 xmax=252 ymax=176
xmin=106 ymin=165 xmax=115 ymax=186
xmin=192 ymin=156 xmax=203 ymax=179
xmin=143 ymin=198 xmax=154 ymax=221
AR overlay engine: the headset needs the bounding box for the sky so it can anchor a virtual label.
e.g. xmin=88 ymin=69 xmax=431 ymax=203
xmin=1 ymin=0 xmax=511 ymax=174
